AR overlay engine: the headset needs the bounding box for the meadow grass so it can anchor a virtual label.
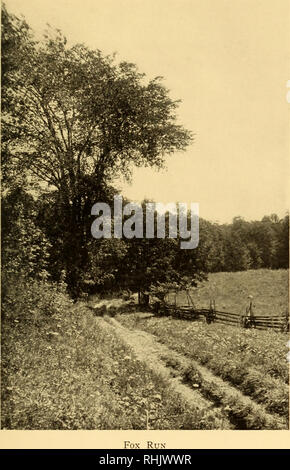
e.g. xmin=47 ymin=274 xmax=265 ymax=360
xmin=171 ymin=269 xmax=288 ymax=316
xmin=117 ymin=313 xmax=289 ymax=421
xmin=2 ymin=269 xmax=288 ymax=429
xmin=1 ymin=299 xmax=227 ymax=429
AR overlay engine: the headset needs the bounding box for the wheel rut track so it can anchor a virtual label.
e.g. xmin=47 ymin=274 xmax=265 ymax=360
xmin=102 ymin=315 xmax=287 ymax=430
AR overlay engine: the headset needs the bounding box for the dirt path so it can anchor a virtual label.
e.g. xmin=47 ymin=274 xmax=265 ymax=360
xmin=102 ymin=314 xmax=286 ymax=430
xmin=102 ymin=315 xmax=229 ymax=421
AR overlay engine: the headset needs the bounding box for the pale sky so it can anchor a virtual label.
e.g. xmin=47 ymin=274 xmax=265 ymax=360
xmin=4 ymin=0 xmax=290 ymax=223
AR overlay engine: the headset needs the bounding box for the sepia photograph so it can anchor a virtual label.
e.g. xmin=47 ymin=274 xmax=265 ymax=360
xmin=1 ymin=0 xmax=289 ymax=438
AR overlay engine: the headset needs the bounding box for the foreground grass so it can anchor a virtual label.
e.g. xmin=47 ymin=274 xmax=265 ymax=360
xmin=171 ymin=269 xmax=288 ymax=316
xmin=2 ymin=302 xmax=229 ymax=430
xmin=117 ymin=314 xmax=289 ymax=422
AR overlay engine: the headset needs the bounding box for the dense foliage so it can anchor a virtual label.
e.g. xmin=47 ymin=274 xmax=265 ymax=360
xmin=1 ymin=4 xmax=193 ymax=296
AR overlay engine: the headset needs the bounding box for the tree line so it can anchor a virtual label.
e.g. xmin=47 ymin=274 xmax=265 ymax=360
xmin=2 ymin=183 xmax=288 ymax=298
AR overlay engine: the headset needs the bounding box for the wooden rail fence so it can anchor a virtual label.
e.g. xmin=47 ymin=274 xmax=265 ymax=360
xmin=151 ymin=296 xmax=289 ymax=332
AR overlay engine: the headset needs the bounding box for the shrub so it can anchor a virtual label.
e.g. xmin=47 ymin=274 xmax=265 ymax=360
xmin=2 ymin=274 xmax=72 ymax=323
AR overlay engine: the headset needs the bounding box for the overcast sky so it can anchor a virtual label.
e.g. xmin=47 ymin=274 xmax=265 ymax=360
xmin=5 ymin=0 xmax=290 ymax=223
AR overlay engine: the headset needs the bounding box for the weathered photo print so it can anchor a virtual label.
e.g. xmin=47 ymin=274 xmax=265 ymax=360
xmin=1 ymin=0 xmax=289 ymax=433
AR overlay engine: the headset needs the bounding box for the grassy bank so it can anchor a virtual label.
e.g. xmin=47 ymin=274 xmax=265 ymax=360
xmin=2 ymin=284 xmax=227 ymax=429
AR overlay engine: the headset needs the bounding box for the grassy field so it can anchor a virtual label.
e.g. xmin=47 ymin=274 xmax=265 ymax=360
xmin=115 ymin=269 xmax=289 ymax=429
xmin=116 ymin=311 xmax=289 ymax=429
xmin=168 ymin=269 xmax=289 ymax=316
xmin=117 ymin=314 xmax=288 ymax=415
xmin=1 ymin=269 xmax=289 ymax=430
xmin=2 ymin=302 xmax=228 ymax=430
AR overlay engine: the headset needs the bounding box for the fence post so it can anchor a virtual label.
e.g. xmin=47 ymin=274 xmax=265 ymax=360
xmin=240 ymin=314 xmax=245 ymax=328
xmin=244 ymin=295 xmax=255 ymax=328
xmin=174 ymin=291 xmax=177 ymax=316
xmin=284 ymin=309 xmax=289 ymax=332
xmin=206 ymin=299 xmax=216 ymax=324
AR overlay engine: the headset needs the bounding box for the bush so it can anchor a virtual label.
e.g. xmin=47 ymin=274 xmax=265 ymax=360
xmin=2 ymin=274 xmax=73 ymax=324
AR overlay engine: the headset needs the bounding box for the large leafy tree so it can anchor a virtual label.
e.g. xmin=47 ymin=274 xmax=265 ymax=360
xmin=2 ymin=5 xmax=192 ymax=292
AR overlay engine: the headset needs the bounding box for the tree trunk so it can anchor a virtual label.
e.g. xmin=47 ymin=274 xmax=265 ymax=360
xmin=140 ymin=291 xmax=150 ymax=306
